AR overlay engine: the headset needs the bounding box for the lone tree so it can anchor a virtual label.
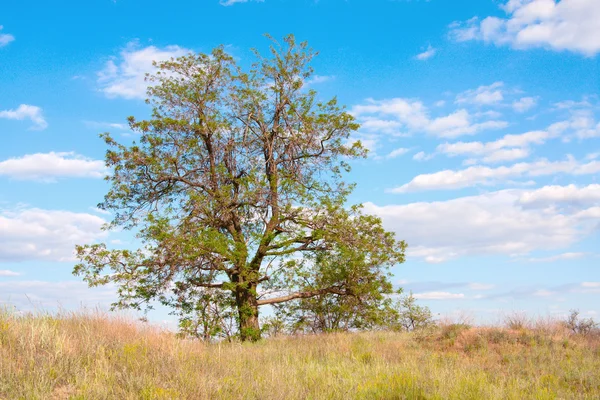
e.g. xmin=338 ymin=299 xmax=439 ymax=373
xmin=75 ymin=35 xmax=406 ymax=341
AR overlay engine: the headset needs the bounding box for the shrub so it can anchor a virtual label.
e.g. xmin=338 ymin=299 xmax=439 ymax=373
xmin=395 ymin=292 xmax=434 ymax=332
xmin=503 ymin=312 xmax=531 ymax=330
xmin=564 ymin=309 xmax=598 ymax=336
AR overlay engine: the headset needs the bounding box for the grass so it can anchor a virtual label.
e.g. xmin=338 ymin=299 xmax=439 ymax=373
xmin=1 ymin=309 xmax=600 ymax=399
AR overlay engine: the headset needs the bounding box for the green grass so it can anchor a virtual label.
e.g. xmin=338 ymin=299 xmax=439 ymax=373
xmin=1 ymin=309 xmax=599 ymax=399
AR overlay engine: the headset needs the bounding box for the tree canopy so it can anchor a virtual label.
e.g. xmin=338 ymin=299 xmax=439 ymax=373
xmin=74 ymin=35 xmax=407 ymax=341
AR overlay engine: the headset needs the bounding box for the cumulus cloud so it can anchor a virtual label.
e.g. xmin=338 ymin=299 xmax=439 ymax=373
xmin=518 ymin=184 xmax=600 ymax=210
xmin=456 ymin=82 xmax=504 ymax=106
xmin=0 ymin=25 xmax=15 ymax=47
xmin=413 ymin=151 xmax=434 ymax=162
xmin=449 ymin=0 xmax=600 ymax=56
xmin=0 ymin=208 xmax=107 ymax=262
xmin=0 ymin=104 xmax=47 ymax=130
xmin=364 ymin=186 xmax=600 ymax=263
xmin=554 ymin=98 xmax=595 ymax=110
xmin=415 ymin=45 xmax=437 ymax=60
xmin=436 ymin=129 xmax=552 ymax=163
xmin=0 ymin=270 xmax=20 ymax=277
xmin=390 ymin=158 xmax=600 ymax=193
xmin=98 ymin=43 xmax=191 ymax=99
xmin=0 ymin=152 xmax=107 ymax=182
xmin=512 ymin=96 xmax=538 ymax=113
xmin=305 ymin=75 xmax=334 ymax=85
xmin=551 ymin=109 xmax=600 ymax=140
xmin=352 ymin=98 xmax=507 ymax=139
xmin=385 ymin=148 xmax=411 ymax=159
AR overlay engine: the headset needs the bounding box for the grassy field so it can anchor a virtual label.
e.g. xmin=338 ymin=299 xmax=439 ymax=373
xmin=1 ymin=309 xmax=599 ymax=399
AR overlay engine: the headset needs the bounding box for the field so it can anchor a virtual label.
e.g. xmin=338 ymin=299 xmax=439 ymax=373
xmin=1 ymin=309 xmax=599 ymax=399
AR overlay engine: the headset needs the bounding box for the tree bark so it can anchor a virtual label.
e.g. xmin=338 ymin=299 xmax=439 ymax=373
xmin=235 ymin=281 xmax=261 ymax=341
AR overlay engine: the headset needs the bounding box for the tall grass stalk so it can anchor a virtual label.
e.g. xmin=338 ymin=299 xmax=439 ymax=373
xmin=1 ymin=308 xmax=599 ymax=399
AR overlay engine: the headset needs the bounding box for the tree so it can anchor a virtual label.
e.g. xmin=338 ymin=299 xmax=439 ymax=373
xmin=393 ymin=291 xmax=433 ymax=331
xmin=74 ymin=35 xmax=406 ymax=341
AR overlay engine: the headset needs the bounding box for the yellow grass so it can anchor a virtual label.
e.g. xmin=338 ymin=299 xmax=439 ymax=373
xmin=1 ymin=308 xmax=599 ymax=399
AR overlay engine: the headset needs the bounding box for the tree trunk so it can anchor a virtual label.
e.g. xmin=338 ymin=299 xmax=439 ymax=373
xmin=235 ymin=283 xmax=261 ymax=341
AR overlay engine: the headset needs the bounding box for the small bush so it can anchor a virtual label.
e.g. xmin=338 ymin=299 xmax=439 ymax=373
xmin=395 ymin=292 xmax=434 ymax=332
xmin=503 ymin=312 xmax=531 ymax=330
xmin=441 ymin=323 xmax=471 ymax=341
xmin=485 ymin=328 xmax=514 ymax=345
xmin=564 ymin=309 xmax=598 ymax=336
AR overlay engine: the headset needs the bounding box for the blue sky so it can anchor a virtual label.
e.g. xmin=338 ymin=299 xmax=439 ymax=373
xmin=1 ymin=0 xmax=599 ymax=325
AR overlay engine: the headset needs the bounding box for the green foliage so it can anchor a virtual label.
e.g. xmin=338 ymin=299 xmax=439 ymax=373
xmin=173 ymin=288 xmax=238 ymax=341
xmin=73 ymin=35 xmax=406 ymax=341
xmin=393 ymin=291 xmax=434 ymax=332
xmin=266 ymin=289 xmax=433 ymax=335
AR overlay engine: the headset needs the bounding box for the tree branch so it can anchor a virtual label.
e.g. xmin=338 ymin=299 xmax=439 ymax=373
xmin=256 ymin=285 xmax=347 ymax=306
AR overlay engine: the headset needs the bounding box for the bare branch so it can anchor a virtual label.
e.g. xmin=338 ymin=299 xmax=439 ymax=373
xmin=257 ymin=286 xmax=348 ymax=306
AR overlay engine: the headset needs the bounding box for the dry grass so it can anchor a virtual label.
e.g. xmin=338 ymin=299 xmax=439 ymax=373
xmin=1 ymin=308 xmax=600 ymax=399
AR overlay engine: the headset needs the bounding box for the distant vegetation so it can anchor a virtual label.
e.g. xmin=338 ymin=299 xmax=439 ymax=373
xmin=1 ymin=308 xmax=599 ymax=399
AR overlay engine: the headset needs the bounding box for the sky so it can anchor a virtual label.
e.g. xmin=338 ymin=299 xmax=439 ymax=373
xmin=1 ymin=0 xmax=599 ymax=325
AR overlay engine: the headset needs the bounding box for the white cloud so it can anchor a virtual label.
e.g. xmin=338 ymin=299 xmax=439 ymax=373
xmin=518 ymin=184 xmax=600 ymax=209
xmin=436 ymin=129 xmax=552 ymax=163
xmin=364 ymin=186 xmax=599 ymax=263
xmin=0 ymin=152 xmax=106 ymax=182
xmin=450 ymin=0 xmax=600 ymax=56
xmin=0 ymin=280 xmax=116 ymax=311
xmin=0 ymin=25 xmax=15 ymax=47
xmin=449 ymin=17 xmax=480 ymax=41
xmin=512 ymin=96 xmax=538 ymax=113
xmin=305 ymin=75 xmax=334 ymax=85
xmin=527 ymin=252 xmax=587 ymax=262
xmin=413 ymin=151 xmax=434 ymax=161
xmin=581 ymin=282 xmax=600 ymax=288
xmin=83 ymin=120 xmax=129 ymax=130
xmin=220 ymin=0 xmax=263 ymax=5
xmin=551 ymin=109 xmax=600 ymax=140
xmin=359 ymin=117 xmax=404 ymax=135
xmin=98 ymin=43 xmax=191 ymax=99
xmin=352 ymin=98 xmax=507 ymax=139
xmin=586 ymin=152 xmax=600 ymax=160
xmin=482 ymin=148 xmax=531 ymax=163
xmin=386 ymin=148 xmax=410 ymax=159
xmin=414 ymin=292 xmax=465 ymax=300
xmin=456 ymin=82 xmax=504 ymax=105
xmin=415 ymin=45 xmax=437 ymax=60
xmin=0 ymin=208 xmax=107 ymax=262
xmin=0 ymin=104 xmax=47 ymax=130
xmin=554 ymin=98 xmax=594 ymax=110
xmin=390 ymin=157 xmax=600 ymax=193
xmin=0 ymin=270 xmax=20 ymax=277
